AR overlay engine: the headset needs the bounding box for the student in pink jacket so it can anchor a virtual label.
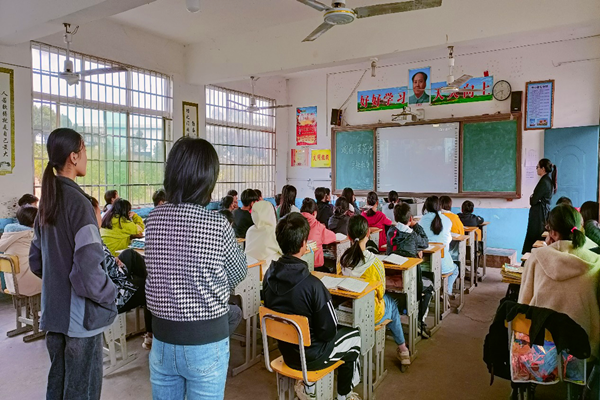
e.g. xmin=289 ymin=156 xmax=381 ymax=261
xmin=362 ymin=191 xmax=393 ymax=252
xmin=300 ymin=198 xmax=336 ymax=268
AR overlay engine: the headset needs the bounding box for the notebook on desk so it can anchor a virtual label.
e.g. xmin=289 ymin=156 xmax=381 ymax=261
xmin=320 ymin=276 xmax=369 ymax=293
xmin=378 ymin=254 xmax=408 ymax=265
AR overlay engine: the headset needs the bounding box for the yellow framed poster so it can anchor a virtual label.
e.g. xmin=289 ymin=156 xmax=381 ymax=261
xmin=311 ymin=149 xmax=331 ymax=168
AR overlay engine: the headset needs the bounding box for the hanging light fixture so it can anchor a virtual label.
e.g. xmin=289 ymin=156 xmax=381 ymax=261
xmin=185 ymin=0 xmax=200 ymax=13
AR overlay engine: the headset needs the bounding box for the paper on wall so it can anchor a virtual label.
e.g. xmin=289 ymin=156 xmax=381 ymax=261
xmin=525 ymin=149 xmax=538 ymax=167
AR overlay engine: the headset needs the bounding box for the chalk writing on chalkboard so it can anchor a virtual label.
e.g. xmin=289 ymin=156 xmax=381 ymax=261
xmin=334 ymin=130 xmax=374 ymax=191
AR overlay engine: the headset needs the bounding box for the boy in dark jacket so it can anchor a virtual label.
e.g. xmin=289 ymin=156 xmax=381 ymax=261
xmin=263 ymin=213 xmax=362 ymax=400
xmin=458 ymin=200 xmax=484 ymax=227
xmin=315 ymin=187 xmax=334 ymax=229
xmin=233 ymin=189 xmax=258 ymax=238
xmin=386 ymin=203 xmax=434 ymax=338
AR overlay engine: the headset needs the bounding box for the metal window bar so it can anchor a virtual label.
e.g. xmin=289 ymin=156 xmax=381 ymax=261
xmin=205 ymin=85 xmax=277 ymax=200
xmin=31 ymin=42 xmax=172 ymax=206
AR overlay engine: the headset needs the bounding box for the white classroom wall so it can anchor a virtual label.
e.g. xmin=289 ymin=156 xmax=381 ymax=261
xmin=0 ymin=19 xmax=202 ymax=218
xmin=285 ymin=32 xmax=600 ymax=206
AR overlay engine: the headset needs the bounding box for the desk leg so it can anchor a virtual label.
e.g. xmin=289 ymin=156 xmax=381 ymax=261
xmin=479 ymin=225 xmax=488 ymax=282
xmin=352 ymin=293 xmax=375 ymax=400
xmin=407 ymin=312 xmax=419 ymax=362
xmin=430 ymin=289 xmax=442 ymax=335
xmin=456 ymin=240 xmax=466 ymax=314
xmin=465 ymin=233 xmax=477 ymax=294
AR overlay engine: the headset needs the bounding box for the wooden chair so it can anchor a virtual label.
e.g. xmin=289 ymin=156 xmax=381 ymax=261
xmin=373 ymin=319 xmax=391 ymax=389
xmin=102 ymin=313 xmax=137 ymax=376
xmin=260 ymin=306 xmax=344 ymax=400
xmin=0 ymin=254 xmax=44 ymax=342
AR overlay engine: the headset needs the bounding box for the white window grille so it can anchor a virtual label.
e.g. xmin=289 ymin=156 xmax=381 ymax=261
xmin=31 ymin=41 xmax=173 ymax=206
xmin=205 ymin=85 xmax=276 ymax=200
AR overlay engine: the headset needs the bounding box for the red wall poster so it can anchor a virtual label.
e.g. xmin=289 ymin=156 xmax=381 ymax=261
xmin=296 ymin=106 xmax=317 ymax=146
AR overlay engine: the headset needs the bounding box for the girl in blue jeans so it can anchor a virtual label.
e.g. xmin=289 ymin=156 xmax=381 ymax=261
xmin=340 ymin=215 xmax=411 ymax=370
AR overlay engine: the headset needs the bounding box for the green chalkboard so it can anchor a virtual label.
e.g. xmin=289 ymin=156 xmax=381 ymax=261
xmin=462 ymin=120 xmax=518 ymax=192
xmin=334 ymin=130 xmax=374 ymax=191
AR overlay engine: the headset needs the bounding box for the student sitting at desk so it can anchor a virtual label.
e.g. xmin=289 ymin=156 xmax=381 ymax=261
xmin=264 ymin=213 xmax=362 ymax=400
xmin=362 ymin=191 xmax=393 ymax=252
xmin=152 ymin=188 xmax=166 ymax=207
xmin=278 ymin=184 xmax=300 ymax=220
xmin=383 ymin=190 xmax=400 ymax=223
xmin=519 ymin=204 xmax=600 ymax=357
xmin=581 ymin=201 xmax=600 ymax=248
xmin=419 ymin=196 xmax=459 ymax=295
xmin=386 ymin=203 xmax=434 ymax=338
xmin=233 ymin=189 xmax=258 ymax=238
xmin=341 ymin=187 xmax=359 ymax=215
xmin=458 ymin=200 xmax=484 ymax=241
xmin=439 ymin=196 xmax=465 ymax=235
xmin=341 ymin=215 xmax=411 ymax=369
xmin=100 ymin=198 xmax=144 ymax=255
xmin=227 ymin=189 xmax=239 ymax=210
xmin=329 ymin=197 xmax=352 ymax=236
xmin=315 ymin=187 xmax=334 ymax=228
xmin=301 ymin=198 xmax=337 ymax=269
xmin=245 ymin=200 xmax=283 ymax=272
xmin=102 ymin=189 xmax=119 ymax=215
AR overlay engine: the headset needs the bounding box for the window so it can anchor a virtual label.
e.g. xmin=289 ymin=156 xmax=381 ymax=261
xmin=205 ymin=85 xmax=276 ymax=200
xmin=32 ymin=42 xmax=173 ymax=206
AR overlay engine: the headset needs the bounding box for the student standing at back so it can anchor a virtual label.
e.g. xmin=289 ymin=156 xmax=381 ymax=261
xmin=341 ymin=215 xmax=412 ymax=370
xmin=383 ymin=190 xmax=400 ymax=222
xmin=418 ymin=196 xmax=459 ymax=295
xmin=233 ymin=189 xmax=258 ymax=238
xmin=362 ymin=191 xmax=392 ymax=252
xmin=329 ymin=197 xmax=352 ymax=235
xmin=278 ymin=184 xmax=300 ymax=220
xmin=301 ymin=198 xmax=336 ymax=269
xmin=439 ymin=196 xmax=465 ymax=235
xmin=315 ymin=187 xmax=334 ymax=228
xmin=29 ymin=128 xmax=117 ymax=399
xmin=263 ymin=213 xmax=362 ymax=400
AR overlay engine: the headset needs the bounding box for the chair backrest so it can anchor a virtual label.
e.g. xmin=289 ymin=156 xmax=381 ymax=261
xmin=259 ymin=306 xmax=311 ymax=347
xmin=0 ymin=254 xmax=20 ymax=274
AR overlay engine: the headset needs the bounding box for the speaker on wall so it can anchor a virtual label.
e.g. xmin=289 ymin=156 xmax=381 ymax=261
xmin=331 ymin=109 xmax=343 ymax=126
xmin=511 ymin=91 xmax=523 ymax=112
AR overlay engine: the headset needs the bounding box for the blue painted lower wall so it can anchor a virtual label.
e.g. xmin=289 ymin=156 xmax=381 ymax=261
xmin=451 ymin=207 xmax=529 ymax=257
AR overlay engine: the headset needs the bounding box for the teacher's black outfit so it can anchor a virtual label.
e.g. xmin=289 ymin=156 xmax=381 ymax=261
xmin=522 ymin=173 xmax=553 ymax=254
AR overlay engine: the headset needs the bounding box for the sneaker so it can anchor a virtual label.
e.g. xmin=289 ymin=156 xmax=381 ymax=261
xmin=396 ymin=348 xmax=411 ymax=366
xmin=142 ymin=334 xmax=153 ymax=350
xmin=294 ymin=380 xmax=316 ymax=400
xmin=338 ymin=392 xmax=361 ymax=400
xmin=420 ymin=322 xmax=431 ymax=339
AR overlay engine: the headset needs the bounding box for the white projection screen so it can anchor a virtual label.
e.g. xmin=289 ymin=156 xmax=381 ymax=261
xmin=376 ymin=123 xmax=459 ymax=193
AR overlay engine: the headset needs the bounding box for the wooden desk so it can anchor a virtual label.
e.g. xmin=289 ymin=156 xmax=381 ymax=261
xmin=312 ymin=271 xmax=378 ymax=400
xmin=383 ymin=257 xmax=422 ymax=361
xmin=463 ymin=227 xmax=478 ymax=293
xmin=422 ymin=244 xmax=444 ymax=334
xmin=451 ymin=234 xmax=468 ymax=314
xmin=479 ymin=222 xmax=490 ymax=281
xmin=533 ymin=240 xmax=546 ymax=248
xmin=231 ymin=260 xmax=264 ymax=376
xmin=521 ymin=252 xmax=531 ymax=262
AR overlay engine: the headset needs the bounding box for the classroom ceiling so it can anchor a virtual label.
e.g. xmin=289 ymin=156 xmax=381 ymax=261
xmin=110 ymin=0 xmax=417 ymax=44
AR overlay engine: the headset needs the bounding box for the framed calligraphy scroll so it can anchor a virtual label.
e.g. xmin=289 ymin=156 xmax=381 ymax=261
xmin=182 ymin=101 xmax=199 ymax=138
xmin=0 ymin=68 xmax=14 ymax=175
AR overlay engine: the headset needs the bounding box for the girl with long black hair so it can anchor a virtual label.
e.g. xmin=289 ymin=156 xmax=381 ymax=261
xmin=277 ymin=184 xmax=299 ymax=219
xmin=340 ymin=215 xmax=411 ymax=370
xmin=100 ymin=198 xmax=145 ymax=255
xmin=328 ymin=197 xmax=352 ymax=235
xmin=418 ymin=196 xmax=459 ymax=294
xmin=341 ymin=187 xmax=359 ymax=214
xmin=29 ymin=128 xmax=117 ymax=399
xmin=383 ymin=190 xmax=399 ymax=222
xmin=522 ymin=158 xmax=557 ymax=254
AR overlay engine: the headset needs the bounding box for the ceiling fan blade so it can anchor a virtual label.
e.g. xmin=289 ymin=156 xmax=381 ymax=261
xmin=257 ymin=104 xmax=293 ymax=110
xmin=296 ymin=0 xmax=332 ymax=12
xmin=449 ymin=74 xmax=473 ymax=87
xmin=228 ymin=99 xmax=249 ymax=107
xmin=302 ymin=22 xmax=335 ymax=42
xmin=79 ymin=67 xmax=128 ymax=77
xmin=355 ymin=0 xmax=443 ymax=18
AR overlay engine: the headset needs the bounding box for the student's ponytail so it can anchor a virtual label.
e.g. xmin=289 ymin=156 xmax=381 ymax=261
xmin=551 ymin=165 xmax=558 ymax=194
xmin=38 ymin=128 xmax=84 ymax=226
xmin=547 ymin=204 xmax=586 ymax=248
xmin=340 ymin=215 xmax=369 ymax=270
xmin=366 ymin=191 xmax=378 ymax=217
xmin=333 ymin=197 xmax=349 ymax=216
xmin=424 ymin=196 xmax=443 ymax=235
xmin=388 ymin=191 xmax=398 ymax=210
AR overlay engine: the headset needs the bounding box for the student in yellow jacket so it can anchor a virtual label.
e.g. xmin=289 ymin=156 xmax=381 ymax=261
xmin=100 ymin=198 xmax=144 ymax=255
xmin=440 ymin=196 xmax=465 ymax=235
xmin=340 ymin=215 xmax=411 ymax=370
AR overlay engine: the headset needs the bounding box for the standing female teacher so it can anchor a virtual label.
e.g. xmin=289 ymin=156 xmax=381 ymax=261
xmin=522 ymin=158 xmax=557 ymax=254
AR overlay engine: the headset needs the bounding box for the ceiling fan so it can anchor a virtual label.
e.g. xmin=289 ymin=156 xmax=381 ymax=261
xmin=298 ymin=0 xmax=443 ymax=42
xmin=228 ymin=77 xmax=293 ymax=113
xmin=438 ymin=46 xmax=482 ymax=94
xmin=59 ymin=23 xmax=127 ymax=86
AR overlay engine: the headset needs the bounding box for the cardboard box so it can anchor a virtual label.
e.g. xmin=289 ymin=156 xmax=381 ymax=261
xmin=486 ymin=248 xmax=517 ymax=268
